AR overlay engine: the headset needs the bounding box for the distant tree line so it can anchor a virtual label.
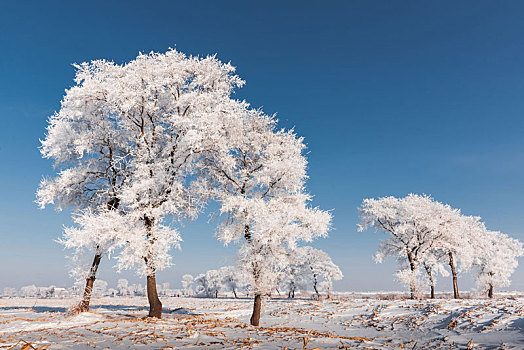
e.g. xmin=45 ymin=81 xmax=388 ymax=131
xmin=183 ymin=246 xmax=343 ymax=300
xmin=358 ymin=194 xmax=523 ymax=299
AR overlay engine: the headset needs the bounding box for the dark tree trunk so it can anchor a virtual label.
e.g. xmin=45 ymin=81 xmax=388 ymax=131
xmin=233 ymin=288 xmax=237 ymax=299
xmin=146 ymin=274 xmax=162 ymax=318
xmin=313 ymin=274 xmax=320 ymax=298
xmin=407 ymin=252 xmax=416 ymax=300
xmin=448 ymin=252 xmax=460 ymax=299
xmin=215 ymin=290 xmax=218 ymax=298
xmin=424 ymin=263 xmax=435 ymax=299
xmin=250 ymin=294 xmax=262 ymax=326
xmin=77 ymin=252 xmax=102 ymax=312
xmin=144 ymin=215 xmax=162 ymax=318
xmin=488 ymin=284 xmax=493 ymax=298
xmin=76 ymin=197 xmax=119 ymax=313
xmin=409 ymin=285 xmax=416 ymax=300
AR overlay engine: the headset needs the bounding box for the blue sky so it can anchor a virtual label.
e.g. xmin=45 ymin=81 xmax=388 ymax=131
xmin=1 ymin=1 xmax=524 ymax=292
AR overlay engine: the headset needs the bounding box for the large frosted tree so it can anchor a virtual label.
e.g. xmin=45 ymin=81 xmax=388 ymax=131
xmin=38 ymin=49 xmax=248 ymax=318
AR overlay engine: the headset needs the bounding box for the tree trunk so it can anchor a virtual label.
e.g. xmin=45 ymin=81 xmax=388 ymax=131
xmin=313 ymin=275 xmax=320 ymax=298
xmin=77 ymin=252 xmax=102 ymax=312
xmin=407 ymin=251 xmax=416 ymax=300
xmin=76 ymin=197 xmax=119 ymax=313
xmin=448 ymin=252 xmax=459 ymax=299
xmin=488 ymin=284 xmax=493 ymax=298
xmin=146 ymin=274 xmax=162 ymax=318
xmin=144 ymin=215 xmax=162 ymax=318
xmin=233 ymin=287 xmax=238 ymax=299
xmin=250 ymin=294 xmax=262 ymax=326
xmin=424 ymin=263 xmax=435 ymax=299
xmin=409 ymin=284 xmax=416 ymax=300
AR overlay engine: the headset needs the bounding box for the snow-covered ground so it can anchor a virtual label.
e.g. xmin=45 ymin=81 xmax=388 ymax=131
xmin=1 ymin=296 xmax=524 ymax=349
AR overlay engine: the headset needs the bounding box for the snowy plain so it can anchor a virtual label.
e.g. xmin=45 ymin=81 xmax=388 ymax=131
xmin=1 ymin=295 xmax=524 ymax=349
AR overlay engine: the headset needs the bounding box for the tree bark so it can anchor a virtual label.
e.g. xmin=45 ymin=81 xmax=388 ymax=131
xmin=409 ymin=284 xmax=416 ymax=300
xmin=144 ymin=215 xmax=162 ymax=318
xmin=488 ymin=284 xmax=493 ymax=298
xmin=449 ymin=252 xmax=460 ymax=299
xmin=250 ymin=294 xmax=262 ymax=326
xmin=77 ymin=252 xmax=102 ymax=312
xmin=233 ymin=288 xmax=237 ymax=299
xmin=407 ymin=251 xmax=416 ymax=300
xmin=76 ymin=197 xmax=120 ymax=313
xmin=313 ymin=274 xmax=320 ymax=298
xmin=146 ymin=274 xmax=162 ymax=318
xmin=423 ymin=263 xmax=435 ymax=299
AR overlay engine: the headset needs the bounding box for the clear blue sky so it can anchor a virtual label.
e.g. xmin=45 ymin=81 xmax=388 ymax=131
xmin=1 ymin=0 xmax=524 ymax=292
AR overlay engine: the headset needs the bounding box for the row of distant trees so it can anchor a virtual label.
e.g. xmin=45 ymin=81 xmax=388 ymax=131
xmin=183 ymin=246 xmax=343 ymax=300
xmin=2 ymin=279 xmax=177 ymax=299
xmin=359 ymin=194 xmax=523 ymax=299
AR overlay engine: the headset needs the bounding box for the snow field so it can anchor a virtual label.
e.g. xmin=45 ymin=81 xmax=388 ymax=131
xmin=1 ymin=296 xmax=524 ymax=349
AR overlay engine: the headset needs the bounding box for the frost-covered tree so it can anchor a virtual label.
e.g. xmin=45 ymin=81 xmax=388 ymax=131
xmin=279 ymin=260 xmax=307 ymax=298
xmin=358 ymin=194 xmax=462 ymax=299
xmin=294 ymin=247 xmax=343 ymax=299
xmin=109 ymin=50 xmax=249 ymax=318
xmin=217 ymin=265 xmax=250 ymax=298
xmin=20 ymin=285 xmax=39 ymax=298
xmin=3 ymin=288 xmax=17 ymax=298
xmin=37 ymin=59 xmax=129 ymax=312
xmin=473 ymin=230 xmax=523 ymax=298
xmin=421 ymin=253 xmax=449 ymax=299
xmin=181 ymin=274 xmax=194 ymax=296
xmin=277 ymin=247 xmax=342 ymax=299
xmin=194 ymin=273 xmax=210 ymax=297
xmin=92 ymin=280 xmax=108 ymax=297
xmin=202 ymin=113 xmax=331 ymax=325
xmin=193 ymin=269 xmax=224 ymax=298
xmin=117 ymin=279 xmax=129 ymax=296
xmin=430 ymin=214 xmax=485 ymax=299
xmin=60 ymin=210 xmax=130 ymax=309
xmin=39 ymin=48 xmax=248 ymax=318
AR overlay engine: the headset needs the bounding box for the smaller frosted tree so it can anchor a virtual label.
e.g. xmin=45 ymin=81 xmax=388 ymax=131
xmin=218 ymin=266 xmax=247 ymax=298
xmin=194 ymin=273 xmax=210 ymax=297
xmin=117 ymin=279 xmax=129 ymax=296
xmin=21 ymin=285 xmax=39 ymax=298
xmin=358 ymin=194 xmax=456 ymax=299
xmin=474 ymin=230 xmax=523 ymax=298
xmin=92 ymin=280 xmax=108 ymax=297
xmin=278 ymin=259 xmax=307 ymax=298
xmin=60 ymin=209 xmax=130 ymax=311
xmin=181 ymin=275 xmax=194 ymax=296
xmin=3 ymin=288 xmax=17 ymax=298
xmin=295 ymin=246 xmax=343 ymax=299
